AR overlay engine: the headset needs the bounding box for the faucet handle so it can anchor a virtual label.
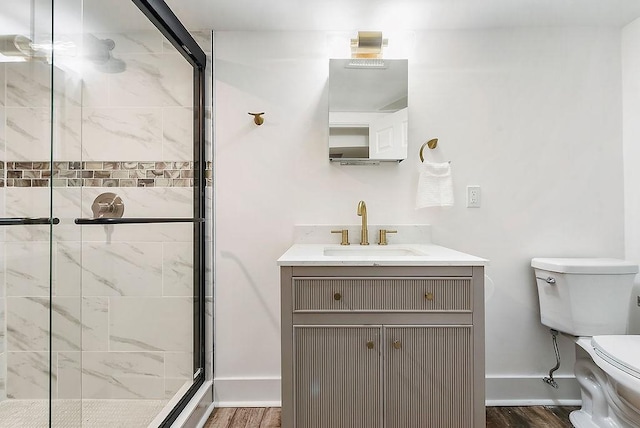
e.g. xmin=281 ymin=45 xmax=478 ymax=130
xmin=378 ymin=229 xmax=397 ymax=245
xmin=331 ymin=229 xmax=350 ymax=245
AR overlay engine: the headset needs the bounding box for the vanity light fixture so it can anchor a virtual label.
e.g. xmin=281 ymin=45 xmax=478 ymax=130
xmin=350 ymin=31 xmax=388 ymax=59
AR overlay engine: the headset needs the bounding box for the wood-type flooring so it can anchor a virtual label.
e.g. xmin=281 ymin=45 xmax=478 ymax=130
xmin=204 ymin=406 xmax=579 ymax=427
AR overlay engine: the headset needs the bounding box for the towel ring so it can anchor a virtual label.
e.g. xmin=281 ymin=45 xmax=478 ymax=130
xmin=419 ymin=138 xmax=439 ymax=162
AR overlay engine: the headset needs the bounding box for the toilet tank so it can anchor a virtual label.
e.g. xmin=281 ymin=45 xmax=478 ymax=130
xmin=531 ymin=258 xmax=638 ymax=336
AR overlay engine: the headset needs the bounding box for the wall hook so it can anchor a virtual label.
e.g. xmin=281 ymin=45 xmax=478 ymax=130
xmin=248 ymin=112 xmax=265 ymax=126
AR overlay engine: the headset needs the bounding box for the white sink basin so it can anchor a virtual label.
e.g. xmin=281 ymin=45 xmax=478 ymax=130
xmin=323 ymin=246 xmax=425 ymax=257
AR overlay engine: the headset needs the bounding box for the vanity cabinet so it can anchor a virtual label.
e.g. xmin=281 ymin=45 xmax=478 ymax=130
xmin=280 ymin=266 xmax=485 ymax=428
xmin=293 ymin=326 xmax=382 ymax=427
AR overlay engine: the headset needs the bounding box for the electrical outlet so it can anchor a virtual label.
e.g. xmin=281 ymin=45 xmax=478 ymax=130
xmin=467 ymin=185 xmax=481 ymax=208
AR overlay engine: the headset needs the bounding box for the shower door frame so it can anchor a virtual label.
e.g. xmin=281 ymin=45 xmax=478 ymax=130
xmin=128 ymin=1 xmax=207 ymax=426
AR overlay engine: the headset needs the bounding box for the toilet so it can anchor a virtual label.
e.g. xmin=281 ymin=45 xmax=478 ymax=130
xmin=532 ymin=257 xmax=640 ymax=428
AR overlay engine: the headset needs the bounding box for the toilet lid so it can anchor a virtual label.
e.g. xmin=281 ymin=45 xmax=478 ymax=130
xmin=592 ymin=335 xmax=640 ymax=380
xmin=531 ymin=258 xmax=639 ymax=274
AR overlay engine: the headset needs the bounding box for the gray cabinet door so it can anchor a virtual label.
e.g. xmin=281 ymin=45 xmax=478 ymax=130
xmin=384 ymin=326 xmax=473 ymax=428
xmin=293 ymin=326 xmax=382 ymax=428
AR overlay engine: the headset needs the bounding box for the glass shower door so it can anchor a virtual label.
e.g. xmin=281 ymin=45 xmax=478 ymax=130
xmin=0 ymin=0 xmax=206 ymax=425
xmin=49 ymin=0 xmax=206 ymax=426
xmin=0 ymin=0 xmax=58 ymax=426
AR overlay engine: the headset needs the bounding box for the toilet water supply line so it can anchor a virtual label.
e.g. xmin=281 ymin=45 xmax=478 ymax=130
xmin=543 ymin=329 xmax=561 ymax=389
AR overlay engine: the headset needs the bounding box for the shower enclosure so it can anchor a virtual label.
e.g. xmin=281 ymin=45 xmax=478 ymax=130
xmin=0 ymin=0 xmax=212 ymax=426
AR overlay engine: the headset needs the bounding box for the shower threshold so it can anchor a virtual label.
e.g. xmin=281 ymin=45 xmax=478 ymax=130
xmin=0 ymin=398 xmax=168 ymax=427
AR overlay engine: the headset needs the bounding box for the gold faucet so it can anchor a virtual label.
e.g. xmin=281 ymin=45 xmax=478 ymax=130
xmin=357 ymin=200 xmax=369 ymax=245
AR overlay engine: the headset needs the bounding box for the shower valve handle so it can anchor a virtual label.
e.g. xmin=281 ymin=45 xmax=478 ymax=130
xmin=91 ymin=192 xmax=125 ymax=219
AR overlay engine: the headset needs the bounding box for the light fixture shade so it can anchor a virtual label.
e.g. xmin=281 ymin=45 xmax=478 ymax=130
xmin=350 ymin=31 xmax=388 ymax=59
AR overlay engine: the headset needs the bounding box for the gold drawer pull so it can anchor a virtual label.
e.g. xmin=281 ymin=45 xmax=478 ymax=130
xmin=425 ymin=292 xmax=434 ymax=301
xmin=393 ymin=340 xmax=402 ymax=350
xmin=366 ymin=341 xmax=374 ymax=349
xmin=333 ymin=292 xmax=342 ymax=301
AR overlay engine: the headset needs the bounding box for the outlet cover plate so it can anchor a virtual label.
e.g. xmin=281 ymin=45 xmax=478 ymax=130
xmin=467 ymin=185 xmax=481 ymax=208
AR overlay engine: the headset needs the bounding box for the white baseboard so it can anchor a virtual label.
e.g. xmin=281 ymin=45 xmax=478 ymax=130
xmin=212 ymin=376 xmax=582 ymax=408
xmin=485 ymin=376 xmax=581 ymax=406
xmin=213 ymin=377 xmax=281 ymax=408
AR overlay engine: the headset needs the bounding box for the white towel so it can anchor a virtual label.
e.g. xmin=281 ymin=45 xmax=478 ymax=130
xmin=415 ymin=161 xmax=454 ymax=208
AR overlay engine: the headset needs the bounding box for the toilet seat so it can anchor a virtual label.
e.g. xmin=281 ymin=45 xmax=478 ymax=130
xmin=592 ymin=335 xmax=640 ymax=380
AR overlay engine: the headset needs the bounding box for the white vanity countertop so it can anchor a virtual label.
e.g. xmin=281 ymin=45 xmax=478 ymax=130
xmin=277 ymin=243 xmax=489 ymax=267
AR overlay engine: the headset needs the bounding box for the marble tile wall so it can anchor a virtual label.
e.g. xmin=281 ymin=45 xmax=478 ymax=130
xmin=0 ymin=30 xmax=213 ymax=403
xmin=2 ymin=186 xmax=196 ymax=400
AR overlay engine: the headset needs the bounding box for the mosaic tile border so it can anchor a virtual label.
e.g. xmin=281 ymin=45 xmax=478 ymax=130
xmin=0 ymin=161 xmax=213 ymax=188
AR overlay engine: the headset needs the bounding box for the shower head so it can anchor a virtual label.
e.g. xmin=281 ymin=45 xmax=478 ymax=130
xmin=84 ymin=35 xmax=126 ymax=73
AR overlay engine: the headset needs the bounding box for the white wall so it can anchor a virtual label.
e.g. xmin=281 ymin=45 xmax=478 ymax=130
xmin=623 ymin=19 xmax=640 ymax=266
xmin=622 ymin=18 xmax=640 ymax=332
xmin=214 ymin=27 xmax=625 ymax=405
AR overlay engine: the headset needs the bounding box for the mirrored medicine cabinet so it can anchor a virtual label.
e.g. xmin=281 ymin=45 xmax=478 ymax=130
xmin=328 ymin=59 xmax=408 ymax=163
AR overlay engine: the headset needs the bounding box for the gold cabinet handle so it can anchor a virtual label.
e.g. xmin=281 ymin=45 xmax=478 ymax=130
xmin=331 ymin=229 xmax=350 ymax=245
xmin=366 ymin=341 xmax=374 ymax=349
xmin=333 ymin=292 xmax=342 ymax=301
xmin=425 ymin=292 xmax=434 ymax=301
xmin=393 ymin=340 xmax=402 ymax=349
